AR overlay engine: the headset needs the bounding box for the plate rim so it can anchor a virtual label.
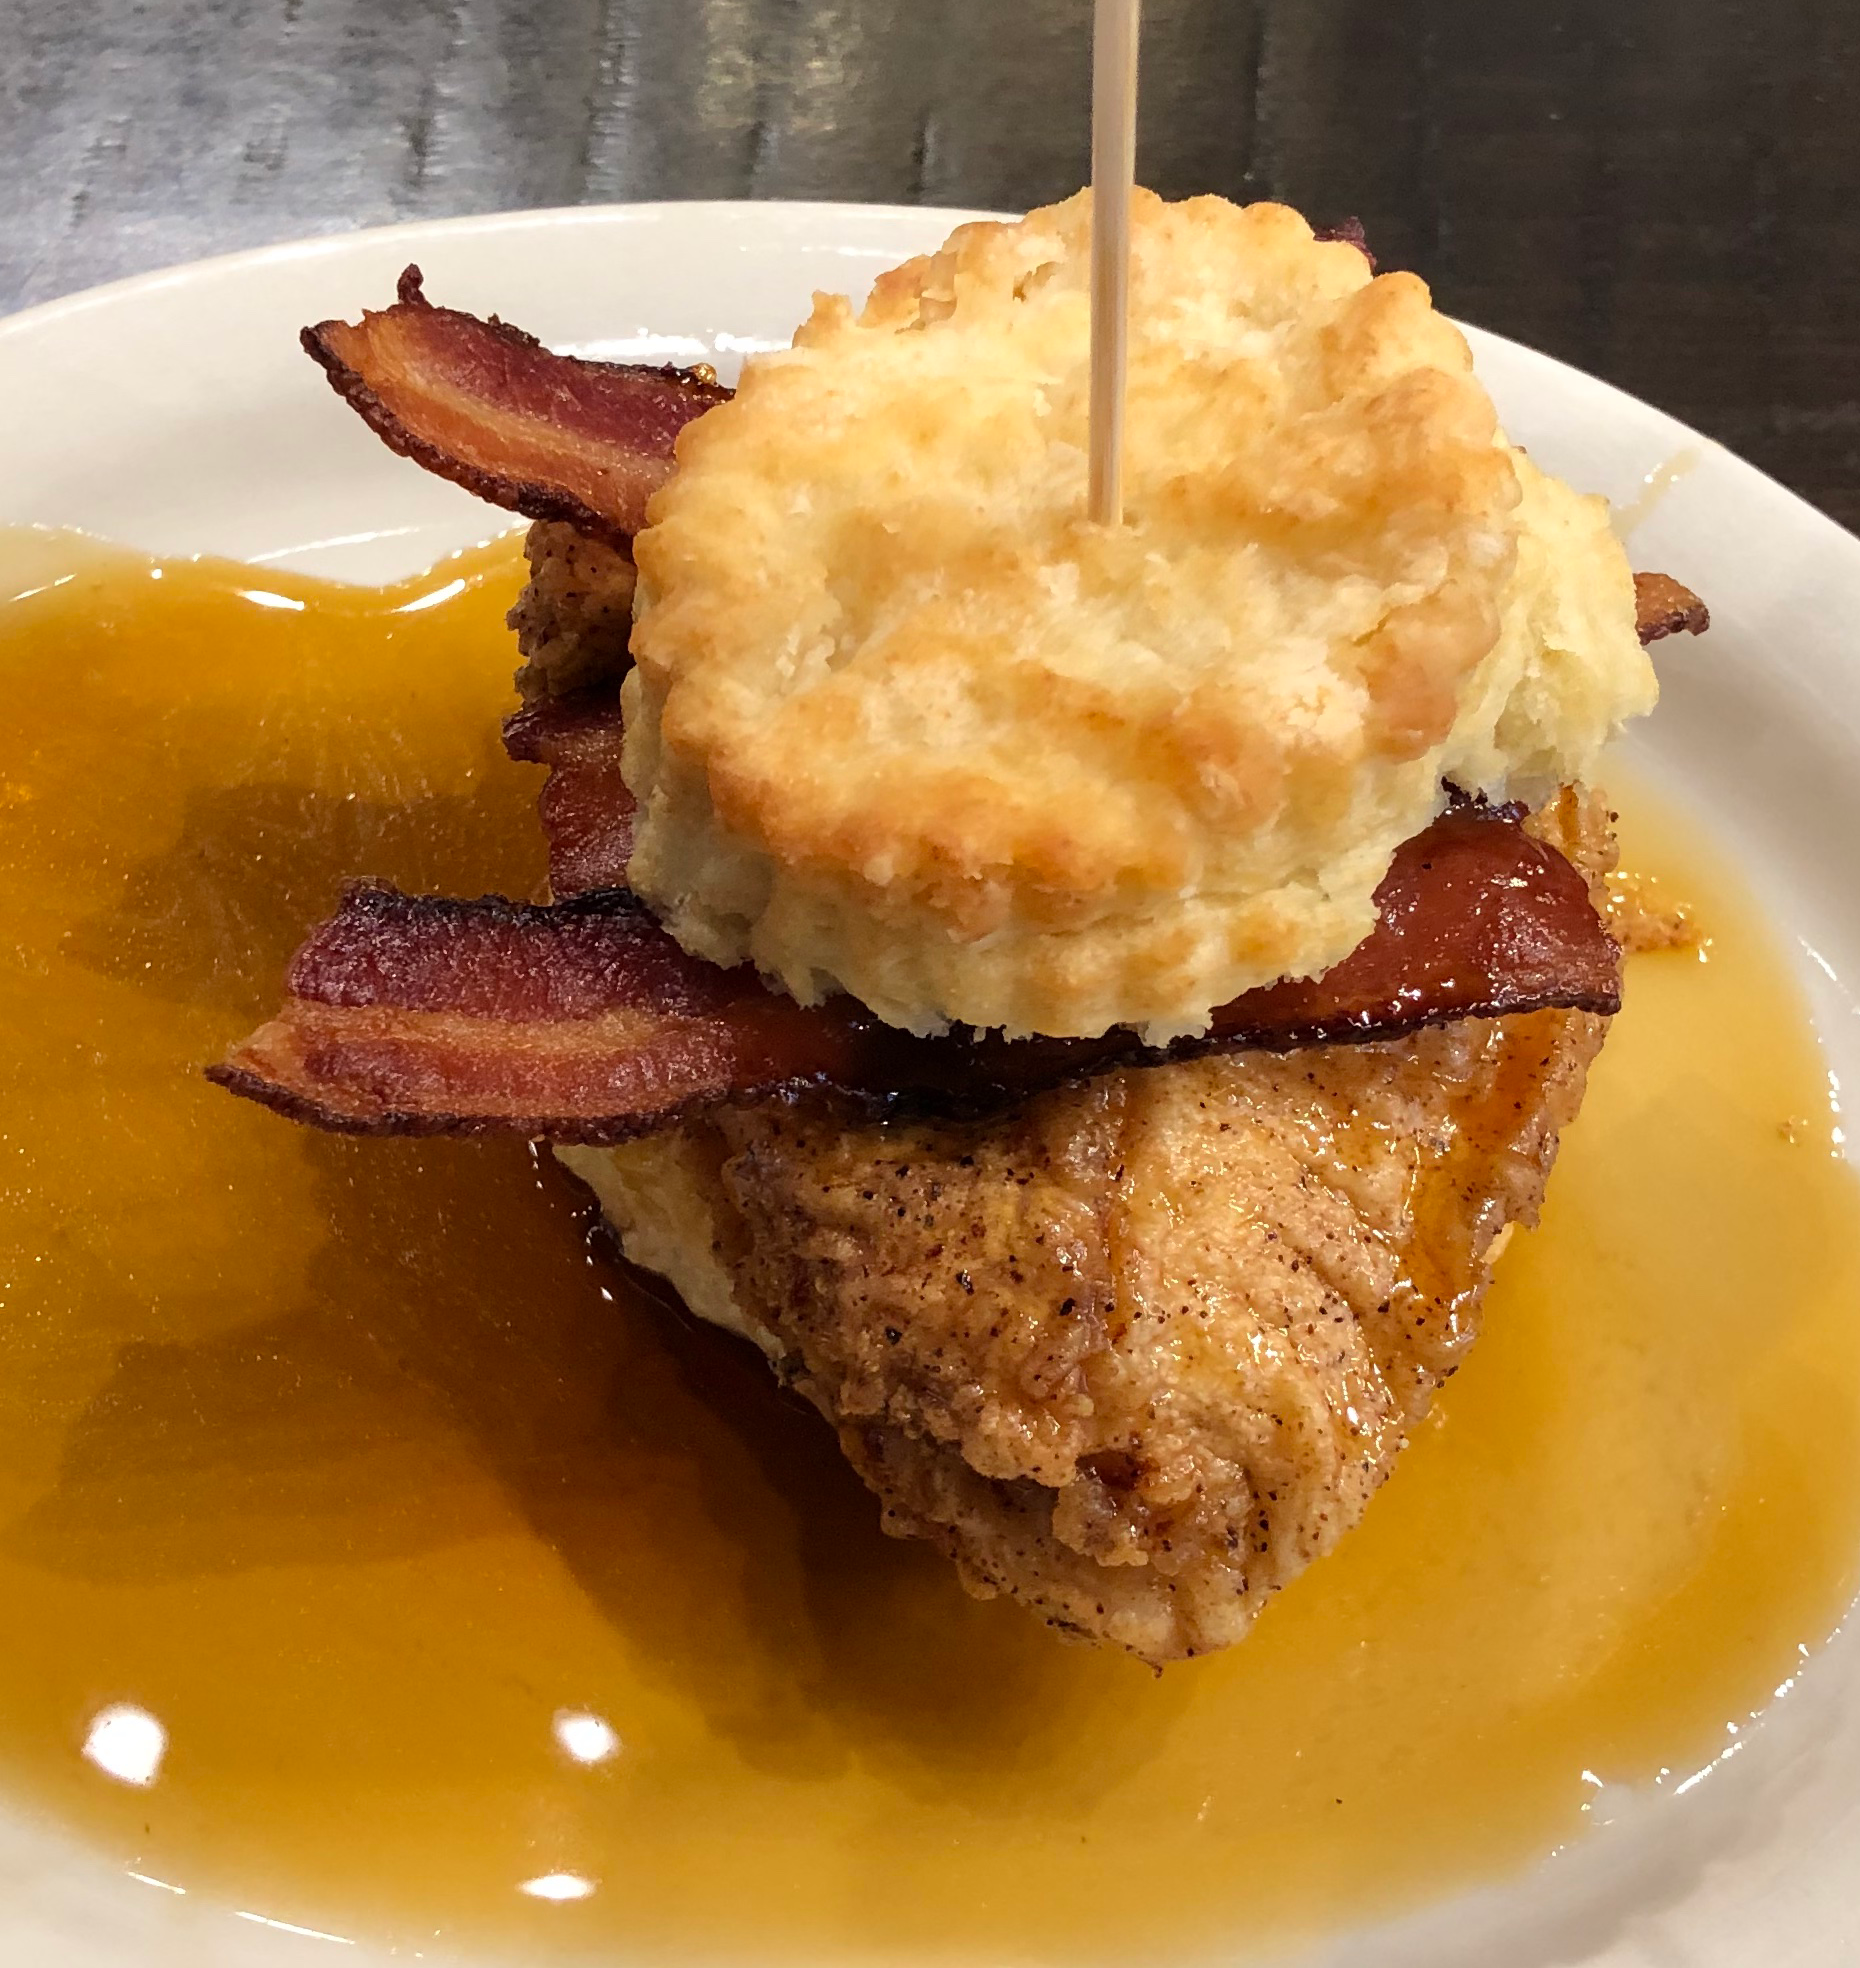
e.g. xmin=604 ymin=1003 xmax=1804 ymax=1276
xmin=5 ymin=195 xmax=1855 ymax=567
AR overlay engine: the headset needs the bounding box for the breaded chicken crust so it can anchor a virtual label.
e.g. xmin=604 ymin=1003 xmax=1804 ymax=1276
xmin=507 ymin=519 xmax=637 ymax=702
xmin=566 ymin=792 xmax=1616 ymax=1664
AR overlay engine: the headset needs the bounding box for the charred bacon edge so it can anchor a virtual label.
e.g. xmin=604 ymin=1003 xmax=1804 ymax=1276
xmin=205 ymin=977 xmax=1619 ymax=1146
xmin=305 ymin=273 xmax=1708 ymax=653
xmin=209 ymin=802 xmax=1621 ymax=1142
xmin=1632 ymin=570 xmax=1711 ymax=643
xmin=300 ymin=265 xmax=730 ymax=549
xmin=1310 ymin=217 xmax=1375 ymax=269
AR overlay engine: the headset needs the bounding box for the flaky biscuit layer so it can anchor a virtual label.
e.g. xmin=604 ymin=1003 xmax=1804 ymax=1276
xmin=624 ymin=190 xmax=1653 ymax=1039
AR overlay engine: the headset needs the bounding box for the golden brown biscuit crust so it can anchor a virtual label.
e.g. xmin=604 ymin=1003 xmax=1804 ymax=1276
xmin=626 ymin=192 xmax=1652 ymax=1039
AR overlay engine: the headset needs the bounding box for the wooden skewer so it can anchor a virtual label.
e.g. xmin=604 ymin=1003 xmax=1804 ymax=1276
xmin=1088 ymin=0 xmax=1141 ymax=527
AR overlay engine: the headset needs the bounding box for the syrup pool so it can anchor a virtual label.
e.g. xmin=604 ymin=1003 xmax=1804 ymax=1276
xmin=2 ymin=527 xmax=1858 ymax=1963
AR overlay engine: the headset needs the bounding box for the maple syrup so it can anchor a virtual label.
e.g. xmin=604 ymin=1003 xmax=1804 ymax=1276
xmin=2 ymin=528 xmax=1857 ymax=1960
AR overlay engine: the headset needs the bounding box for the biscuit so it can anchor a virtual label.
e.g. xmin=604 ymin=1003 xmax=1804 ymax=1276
xmin=624 ymin=190 xmax=1653 ymax=1039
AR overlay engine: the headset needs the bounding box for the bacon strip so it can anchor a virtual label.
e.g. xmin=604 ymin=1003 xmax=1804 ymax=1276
xmin=503 ymin=691 xmax=635 ymax=894
xmin=310 ymin=269 xmax=1710 ymax=646
xmin=1635 ymin=570 xmax=1709 ymax=643
xmin=302 ymin=267 xmax=732 ymax=546
xmin=310 ymin=272 xmax=1708 ymax=652
xmin=208 ymin=803 xmax=1620 ymax=1143
xmin=1311 ymin=218 xmax=1375 ymax=269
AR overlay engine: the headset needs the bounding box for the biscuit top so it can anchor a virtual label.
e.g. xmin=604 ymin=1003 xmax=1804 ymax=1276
xmin=623 ymin=190 xmax=1655 ymax=1041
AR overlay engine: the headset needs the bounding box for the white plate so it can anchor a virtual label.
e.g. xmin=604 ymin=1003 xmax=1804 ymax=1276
xmin=4 ymin=201 xmax=1860 ymax=1968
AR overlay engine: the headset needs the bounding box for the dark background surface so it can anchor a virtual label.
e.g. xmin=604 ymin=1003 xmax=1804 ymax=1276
xmin=7 ymin=0 xmax=1859 ymax=526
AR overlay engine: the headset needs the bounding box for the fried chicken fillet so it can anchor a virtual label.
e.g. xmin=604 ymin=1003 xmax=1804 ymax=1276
xmin=563 ymin=793 xmax=1615 ymax=1665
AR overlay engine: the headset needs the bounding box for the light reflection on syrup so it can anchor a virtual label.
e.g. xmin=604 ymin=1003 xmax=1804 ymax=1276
xmin=81 ymin=1705 xmax=166 ymax=1788
xmin=232 ymin=1907 xmax=358 ymax=1946
xmin=2 ymin=529 xmax=1860 ymax=1963
xmin=519 ymin=1873 xmax=599 ymax=1904
xmin=552 ymin=1710 xmax=622 ymax=1766
xmin=1613 ymin=446 xmax=1704 ymax=536
xmin=126 ymin=1870 xmax=188 ymax=1896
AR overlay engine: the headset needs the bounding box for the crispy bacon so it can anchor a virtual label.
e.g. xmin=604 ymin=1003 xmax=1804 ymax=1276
xmin=1311 ymin=217 xmax=1375 ymax=269
xmin=209 ymin=802 xmax=1620 ymax=1143
xmin=302 ymin=267 xmax=732 ymax=546
xmin=273 ymin=277 xmax=1688 ymax=1144
xmin=503 ymin=691 xmax=635 ymax=894
xmin=1634 ymin=570 xmax=1709 ymax=643
xmin=310 ymin=271 xmax=1708 ymax=658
